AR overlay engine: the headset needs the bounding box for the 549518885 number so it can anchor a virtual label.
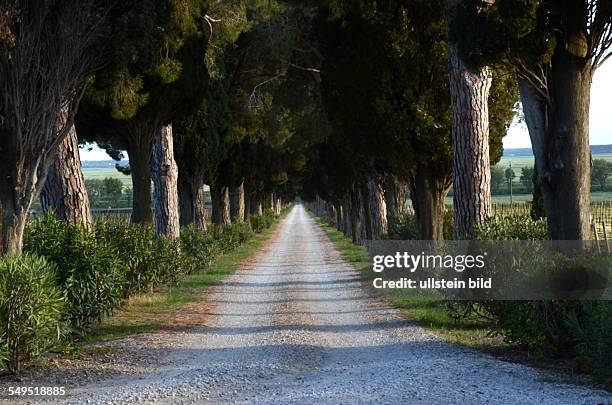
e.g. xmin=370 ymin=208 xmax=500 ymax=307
xmin=6 ymin=386 xmax=66 ymax=396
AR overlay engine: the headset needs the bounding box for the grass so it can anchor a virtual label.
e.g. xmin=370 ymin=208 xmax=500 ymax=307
xmin=83 ymin=168 xmax=132 ymax=188
xmin=86 ymin=220 xmax=280 ymax=343
xmin=498 ymin=153 xmax=612 ymax=172
xmin=310 ymin=214 xmax=508 ymax=351
xmin=82 ymin=168 xmax=212 ymax=194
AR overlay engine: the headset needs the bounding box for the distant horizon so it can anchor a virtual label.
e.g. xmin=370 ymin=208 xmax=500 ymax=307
xmin=79 ymin=143 xmax=612 ymax=162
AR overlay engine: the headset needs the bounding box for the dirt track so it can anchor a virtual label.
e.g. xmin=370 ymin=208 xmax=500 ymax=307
xmin=22 ymin=205 xmax=612 ymax=404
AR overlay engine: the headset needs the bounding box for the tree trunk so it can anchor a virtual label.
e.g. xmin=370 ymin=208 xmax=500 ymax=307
xmin=275 ymin=197 xmax=282 ymax=215
xmin=40 ymin=122 xmax=92 ymax=229
xmin=409 ymin=169 xmax=450 ymax=240
xmin=445 ymin=1 xmax=493 ymax=238
xmin=334 ymin=201 xmax=343 ymax=231
xmin=350 ymin=188 xmax=361 ymax=244
xmin=230 ymin=181 xmax=246 ymax=223
xmin=519 ymin=61 xmax=592 ymax=239
xmin=369 ymin=178 xmax=388 ymax=237
xmin=126 ymin=133 xmax=153 ymax=226
xmin=150 ymin=123 xmax=180 ymax=239
xmin=268 ymin=193 xmax=275 ymax=211
xmin=1 ymin=199 xmax=28 ymax=255
xmin=359 ymin=182 xmax=373 ymax=241
xmin=342 ymin=196 xmax=352 ymax=238
xmin=211 ymin=183 xmax=231 ymax=226
xmin=249 ymin=193 xmax=263 ymax=216
xmin=515 ymin=3 xmax=593 ymax=240
xmin=384 ymin=174 xmax=408 ymax=230
xmin=0 ymin=150 xmax=43 ymax=255
xmin=179 ymin=175 xmax=207 ymax=230
xmin=530 ymin=165 xmax=546 ymax=220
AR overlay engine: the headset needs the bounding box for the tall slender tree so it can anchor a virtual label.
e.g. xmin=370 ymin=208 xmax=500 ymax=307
xmin=445 ymin=0 xmax=493 ymax=238
xmin=151 ymin=124 xmax=180 ymax=238
xmin=40 ymin=118 xmax=92 ymax=229
xmin=0 ymin=0 xmax=108 ymax=253
xmin=453 ymin=0 xmax=612 ymax=239
xmin=78 ymin=0 xmax=210 ymax=226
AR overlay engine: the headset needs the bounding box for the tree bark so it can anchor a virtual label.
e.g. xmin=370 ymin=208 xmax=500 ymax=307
xmin=150 ymin=123 xmax=180 ymax=239
xmin=40 ymin=120 xmax=92 ymax=229
xmin=350 ymin=188 xmax=361 ymax=244
xmin=334 ymin=201 xmax=343 ymax=231
xmin=275 ymin=197 xmax=282 ymax=215
xmin=0 ymin=195 xmax=28 ymax=255
xmin=384 ymin=174 xmax=408 ymax=230
xmin=408 ymin=169 xmax=450 ymax=240
xmin=230 ymin=181 xmax=246 ymax=223
xmin=369 ymin=178 xmax=388 ymax=237
xmin=268 ymin=193 xmax=275 ymax=211
xmin=445 ymin=0 xmax=493 ymax=238
xmin=178 ymin=175 xmax=207 ymax=230
xmin=249 ymin=192 xmax=263 ymax=216
xmin=519 ymin=61 xmax=592 ymax=239
xmin=125 ymin=131 xmax=154 ymax=226
xmin=342 ymin=195 xmax=352 ymax=238
xmin=211 ymin=183 xmax=231 ymax=226
xmin=515 ymin=3 xmax=593 ymax=240
xmin=359 ymin=182 xmax=373 ymax=241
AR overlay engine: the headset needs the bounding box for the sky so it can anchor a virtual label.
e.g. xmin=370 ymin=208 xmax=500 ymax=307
xmin=503 ymin=61 xmax=612 ymax=149
xmin=80 ymin=62 xmax=612 ymax=160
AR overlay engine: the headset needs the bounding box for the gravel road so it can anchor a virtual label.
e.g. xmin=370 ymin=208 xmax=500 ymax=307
xmin=59 ymin=205 xmax=611 ymax=404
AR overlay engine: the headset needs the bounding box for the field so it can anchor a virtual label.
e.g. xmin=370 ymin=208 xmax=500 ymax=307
xmin=83 ymin=168 xmax=132 ymax=188
xmin=497 ymin=153 xmax=612 ymax=171
xmin=444 ymin=191 xmax=612 ymax=205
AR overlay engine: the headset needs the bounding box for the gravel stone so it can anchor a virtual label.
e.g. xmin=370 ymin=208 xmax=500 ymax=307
xmin=5 ymin=205 xmax=611 ymax=404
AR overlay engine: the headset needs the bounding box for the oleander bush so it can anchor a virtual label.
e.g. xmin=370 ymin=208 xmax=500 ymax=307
xmin=2 ymin=207 xmax=285 ymax=374
xmin=0 ymin=255 xmax=68 ymax=374
xmin=463 ymin=215 xmax=611 ymax=384
xmin=95 ymin=222 xmax=183 ymax=294
xmin=565 ymin=301 xmax=612 ymax=379
xmin=22 ymin=208 xmax=283 ymax=333
xmin=476 ymin=215 xmax=548 ymax=240
xmin=385 ymin=210 xmax=454 ymax=240
xmin=24 ymin=214 xmax=125 ymax=334
xmin=249 ymin=209 xmax=277 ymax=233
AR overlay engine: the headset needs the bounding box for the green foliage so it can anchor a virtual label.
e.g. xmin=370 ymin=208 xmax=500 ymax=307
xmin=0 ymin=255 xmax=68 ymax=374
xmin=86 ymin=177 xmax=124 ymax=207
xmin=95 ymin=222 xmax=183 ymax=294
xmin=592 ymin=159 xmax=612 ymax=192
xmin=20 ymin=208 xmax=280 ymax=339
xmin=490 ymin=166 xmax=505 ymax=194
xmin=180 ymin=226 xmax=224 ymax=273
xmin=565 ymin=301 xmax=612 ymax=380
xmin=249 ymin=209 xmax=277 ymax=233
xmin=461 ymin=215 xmax=612 ymax=383
xmin=24 ymin=214 xmax=125 ymax=334
xmin=452 ymin=0 xmax=556 ymax=70
xmin=520 ymin=166 xmax=534 ymax=193
xmin=476 ymin=215 xmax=547 ymax=240
xmin=384 ymin=211 xmax=454 ymax=241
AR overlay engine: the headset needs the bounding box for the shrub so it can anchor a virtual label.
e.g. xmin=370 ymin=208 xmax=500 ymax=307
xmin=476 ymin=215 xmax=548 ymax=240
xmin=460 ymin=216 xmax=611 ymax=382
xmin=249 ymin=209 xmax=276 ymax=233
xmin=180 ymin=226 xmax=223 ymax=274
xmin=95 ymin=222 xmax=182 ymax=295
xmin=565 ymin=301 xmax=612 ymax=381
xmin=24 ymin=214 xmax=125 ymax=334
xmin=0 ymin=255 xmax=67 ymax=374
xmin=385 ymin=210 xmax=453 ymax=240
